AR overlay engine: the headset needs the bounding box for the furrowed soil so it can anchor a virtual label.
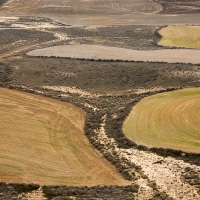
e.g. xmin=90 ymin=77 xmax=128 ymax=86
xmin=0 ymin=87 xmax=128 ymax=186
xmin=123 ymin=88 xmax=200 ymax=153
xmin=158 ymin=26 xmax=200 ymax=49
xmin=0 ymin=0 xmax=162 ymax=15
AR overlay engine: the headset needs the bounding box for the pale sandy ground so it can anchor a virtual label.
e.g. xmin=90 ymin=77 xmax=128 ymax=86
xmin=96 ymin=115 xmax=200 ymax=200
xmin=18 ymin=187 xmax=47 ymax=200
xmin=28 ymin=44 xmax=200 ymax=64
xmin=41 ymin=13 xmax=200 ymax=27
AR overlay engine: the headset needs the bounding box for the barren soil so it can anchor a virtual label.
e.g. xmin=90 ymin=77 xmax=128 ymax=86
xmin=28 ymin=44 xmax=200 ymax=64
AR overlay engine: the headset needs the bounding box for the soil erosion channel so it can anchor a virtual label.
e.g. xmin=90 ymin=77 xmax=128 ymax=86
xmin=123 ymin=88 xmax=200 ymax=153
xmin=0 ymin=88 xmax=127 ymax=186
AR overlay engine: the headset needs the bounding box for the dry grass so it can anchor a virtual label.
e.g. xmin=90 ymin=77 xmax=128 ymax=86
xmin=0 ymin=88 xmax=128 ymax=186
xmin=158 ymin=26 xmax=200 ymax=49
xmin=123 ymin=88 xmax=200 ymax=153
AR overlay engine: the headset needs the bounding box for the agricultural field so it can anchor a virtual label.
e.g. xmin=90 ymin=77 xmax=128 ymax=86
xmin=28 ymin=44 xmax=200 ymax=64
xmin=0 ymin=0 xmax=162 ymax=15
xmin=0 ymin=87 xmax=127 ymax=186
xmin=158 ymin=26 xmax=200 ymax=49
xmin=123 ymin=88 xmax=200 ymax=153
xmin=0 ymin=0 xmax=200 ymax=199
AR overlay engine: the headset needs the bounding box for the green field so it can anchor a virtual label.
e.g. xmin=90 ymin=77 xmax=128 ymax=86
xmin=0 ymin=88 xmax=128 ymax=186
xmin=123 ymin=88 xmax=200 ymax=153
xmin=158 ymin=26 xmax=200 ymax=49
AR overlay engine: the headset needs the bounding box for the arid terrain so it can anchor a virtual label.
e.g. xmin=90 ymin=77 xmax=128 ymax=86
xmin=0 ymin=0 xmax=199 ymax=199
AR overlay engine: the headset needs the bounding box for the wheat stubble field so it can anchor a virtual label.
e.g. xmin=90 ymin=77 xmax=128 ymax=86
xmin=158 ymin=26 xmax=200 ymax=49
xmin=0 ymin=88 xmax=127 ymax=186
xmin=123 ymin=88 xmax=200 ymax=153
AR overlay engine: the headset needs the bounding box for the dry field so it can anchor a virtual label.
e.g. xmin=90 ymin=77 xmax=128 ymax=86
xmin=28 ymin=44 xmax=200 ymax=64
xmin=158 ymin=26 xmax=200 ymax=49
xmin=123 ymin=88 xmax=200 ymax=153
xmin=0 ymin=0 xmax=162 ymax=15
xmin=0 ymin=87 xmax=128 ymax=186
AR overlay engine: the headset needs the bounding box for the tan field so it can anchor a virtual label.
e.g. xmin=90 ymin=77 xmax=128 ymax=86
xmin=158 ymin=26 xmax=200 ymax=49
xmin=123 ymin=88 xmax=200 ymax=153
xmin=0 ymin=88 xmax=128 ymax=186
xmin=28 ymin=44 xmax=200 ymax=64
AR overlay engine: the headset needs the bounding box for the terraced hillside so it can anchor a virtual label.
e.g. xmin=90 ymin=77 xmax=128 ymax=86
xmin=158 ymin=26 xmax=200 ymax=49
xmin=123 ymin=88 xmax=200 ymax=153
xmin=0 ymin=88 xmax=127 ymax=186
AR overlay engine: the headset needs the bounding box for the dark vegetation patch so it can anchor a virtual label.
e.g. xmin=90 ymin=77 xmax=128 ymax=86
xmin=0 ymin=29 xmax=54 ymax=46
xmin=155 ymin=0 xmax=200 ymax=14
xmin=0 ymin=29 xmax=55 ymax=55
xmin=7 ymin=57 xmax=200 ymax=93
xmin=58 ymin=25 xmax=163 ymax=50
xmin=0 ymin=182 xmax=39 ymax=199
xmin=181 ymin=167 xmax=200 ymax=194
xmin=43 ymin=185 xmax=139 ymax=200
xmin=0 ymin=0 xmax=7 ymax=6
xmin=0 ymin=62 xmax=12 ymax=83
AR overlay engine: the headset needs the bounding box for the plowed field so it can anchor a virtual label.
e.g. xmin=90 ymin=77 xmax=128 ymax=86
xmin=0 ymin=0 xmax=162 ymax=14
xmin=0 ymin=88 xmax=127 ymax=186
xmin=123 ymin=88 xmax=200 ymax=153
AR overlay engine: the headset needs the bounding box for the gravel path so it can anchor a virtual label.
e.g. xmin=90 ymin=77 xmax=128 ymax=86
xmin=120 ymin=149 xmax=200 ymax=199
